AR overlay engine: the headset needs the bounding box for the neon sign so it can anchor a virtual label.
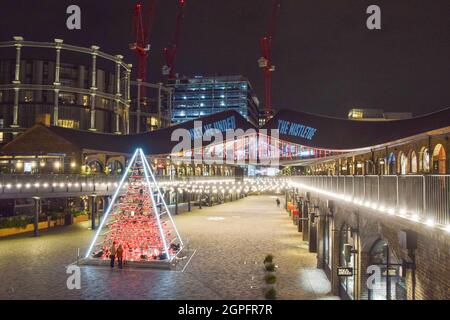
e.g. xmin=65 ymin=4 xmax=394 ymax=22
xmin=278 ymin=120 xmax=317 ymax=141
xmin=188 ymin=116 xmax=237 ymax=140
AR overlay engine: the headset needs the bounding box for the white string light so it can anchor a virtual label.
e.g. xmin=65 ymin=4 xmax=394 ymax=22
xmin=291 ymin=181 xmax=449 ymax=234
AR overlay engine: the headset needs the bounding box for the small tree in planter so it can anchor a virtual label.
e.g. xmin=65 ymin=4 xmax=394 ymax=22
xmin=265 ymin=262 xmax=276 ymax=272
xmin=265 ymin=288 xmax=277 ymax=300
xmin=263 ymin=254 xmax=274 ymax=264
xmin=265 ymin=274 xmax=276 ymax=284
xmin=263 ymin=254 xmax=278 ymax=299
xmin=265 ymin=274 xmax=277 ymax=289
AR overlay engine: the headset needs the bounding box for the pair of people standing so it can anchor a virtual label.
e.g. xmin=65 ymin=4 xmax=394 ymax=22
xmin=110 ymin=241 xmax=124 ymax=269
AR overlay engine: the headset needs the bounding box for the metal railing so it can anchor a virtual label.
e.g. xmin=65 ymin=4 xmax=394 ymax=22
xmin=291 ymin=175 xmax=450 ymax=226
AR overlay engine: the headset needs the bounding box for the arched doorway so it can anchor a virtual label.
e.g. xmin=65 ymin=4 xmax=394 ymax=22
xmin=398 ymin=152 xmax=408 ymax=175
xmin=355 ymin=161 xmax=364 ymax=175
xmin=339 ymin=223 xmax=358 ymax=300
xmin=186 ymin=165 xmax=194 ymax=176
xmin=410 ymin=151 xmax=418 ymax=174
xmin=365 ymin=160 xmax=374 ymax=175
xmin=368 ymin=239 xmax=407 ymax=300
xmin=432 ymin=144 xmax=446 ymax=174
xmin=378 ymin=158 xmax=386 ymax=175
xmin=388 ymin=153 xmax=396 ymax=175
xmin=419 ymin=147 xmax=430 ymax=173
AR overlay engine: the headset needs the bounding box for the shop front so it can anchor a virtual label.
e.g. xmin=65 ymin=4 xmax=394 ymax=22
xmin=339 ymin=223 xmax=358 ymax=300
xmin=368 ymin=239 xmax=407 ymax=300
xmin=321 ymin=213 xmax=333 ymax=277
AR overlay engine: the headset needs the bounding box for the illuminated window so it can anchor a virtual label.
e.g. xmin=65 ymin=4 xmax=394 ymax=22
xmin=348 ymin=109 xmax=364 ymax=119
xmin=57 ymin=119 xmax=80 ymax=129
xmin=35 ymin=114 xmax=51 ymax=126
xmin=82 ymin=95 xmax=89 ymax=107
xmin=147 ymin=117 xmax=159 ymax=127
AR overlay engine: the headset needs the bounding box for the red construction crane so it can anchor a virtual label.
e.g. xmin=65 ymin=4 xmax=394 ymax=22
xmin=162 ymin=0 xmax=186 ymax=79
xmin=130 ymin=1 xmax=157 ymax=82
xmin=258 ymin=0 xmax=281 ymax=121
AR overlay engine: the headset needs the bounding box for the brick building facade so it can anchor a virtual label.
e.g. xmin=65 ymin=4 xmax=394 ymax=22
xmin=286 ymin=188 xmax=450 ymax=300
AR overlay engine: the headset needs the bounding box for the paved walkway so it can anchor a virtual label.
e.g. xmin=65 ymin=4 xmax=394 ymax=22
xmin=0 ymin=195 xmax=337 ymax=300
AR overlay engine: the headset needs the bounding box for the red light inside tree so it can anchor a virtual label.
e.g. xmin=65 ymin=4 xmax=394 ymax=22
xmin=89 ymin=151 xmax=182 ymax=263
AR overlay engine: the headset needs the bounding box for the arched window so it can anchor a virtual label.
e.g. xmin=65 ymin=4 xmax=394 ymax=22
xmin=85 ymin=160 xmax=103 ymax=175
xmin=107 ymin=160 xmax=123 ymax=175
xmin=410 ymin=151 xmax=418 ymax=173
xmin=419 ymin=147 xmax=429 ymax=173
xmin=368 ymin=240 xmax=406 ymax=300
xmin=432 ymin=144 xmax=447 ymax=174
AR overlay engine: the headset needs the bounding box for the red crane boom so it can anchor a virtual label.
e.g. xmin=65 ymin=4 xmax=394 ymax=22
xmin=258 ymin=0 xmax=281 ymax=121
xmin=130 ymin=0 xmax=157 ymax=82
xmin=162 ymin=0 xmax=186 ymax=79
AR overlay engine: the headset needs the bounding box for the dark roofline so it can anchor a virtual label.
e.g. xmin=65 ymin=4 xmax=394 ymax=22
xmin=262 ymin=107 xmax=450 ymax=150
xmin=2 ymin=109 xmax=256 ymax=156
xmin=3 ymin=107 xmax=449 ymax=156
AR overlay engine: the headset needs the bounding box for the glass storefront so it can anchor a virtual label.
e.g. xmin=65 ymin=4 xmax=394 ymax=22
xmin=368 ymin=240 xmax=407 ymax=300
xmin=339 ymin=223 xmax=357 ymax=299
xmin=323 ymin=215 xmax=332 ymax=270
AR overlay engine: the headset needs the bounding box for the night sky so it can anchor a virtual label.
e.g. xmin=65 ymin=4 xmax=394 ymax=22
xmin=0 ymin=0 xmax=449 ymax=117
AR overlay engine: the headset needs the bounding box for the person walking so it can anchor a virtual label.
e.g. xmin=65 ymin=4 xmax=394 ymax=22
xmin=110 ymin=241 xmax=117 ymax=268
xmin=276 ymin=198 xmax=280 ymax=208
xmin=117 ymin=244 xmax=124 ymax=269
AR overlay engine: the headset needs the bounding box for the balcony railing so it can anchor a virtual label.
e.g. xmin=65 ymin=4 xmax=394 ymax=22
xmin=0 ymin=174 xmax=121 ymax=198
xmin=0 ymin=174 xmax=242 ymax=199
xmin=291 ymin=175 xmax=450 ymax=227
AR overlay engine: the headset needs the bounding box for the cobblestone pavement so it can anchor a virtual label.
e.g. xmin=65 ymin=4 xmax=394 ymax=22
xmin=0 ymin=195 xmax=338 ymax=300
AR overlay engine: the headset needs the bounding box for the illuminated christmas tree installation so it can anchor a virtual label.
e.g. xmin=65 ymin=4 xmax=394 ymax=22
xmin=85 ymin=149 xmax=183 ymax=264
